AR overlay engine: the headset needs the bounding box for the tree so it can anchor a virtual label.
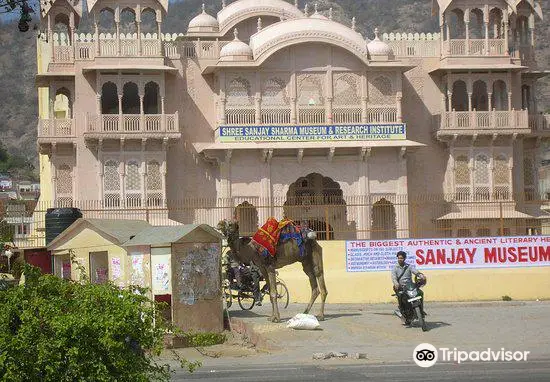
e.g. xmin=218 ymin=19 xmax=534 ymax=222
xmin=0 ymin=263 xmax=200 ymax=381
xmin=1 ymin=0 xmax=36 ymax=32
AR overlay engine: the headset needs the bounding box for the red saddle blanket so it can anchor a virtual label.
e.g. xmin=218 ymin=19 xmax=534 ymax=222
xmin=251 ymin=217 xmax=295 ymax=257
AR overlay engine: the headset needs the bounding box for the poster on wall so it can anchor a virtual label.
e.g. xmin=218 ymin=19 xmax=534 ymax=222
xmin=61 ymin=261 xmax=71 ymax=279
xmin=346 ymin=236 xmax=550 ymax=272
xmin=154 ymin=262 xmax=170 ymax=293
xmin=130 ymin=253 xmax=145 ymax=286
xmin=111 ymin=257 xmax=123 ymax=286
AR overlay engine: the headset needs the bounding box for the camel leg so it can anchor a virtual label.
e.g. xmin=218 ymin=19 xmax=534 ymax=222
xmin=301 ymin=259 xmax=319 ymax=315
xmin=312 ymin=243 xmax=328 ymax=321
xmin=267 ymin=270 xmax=280 ymax=323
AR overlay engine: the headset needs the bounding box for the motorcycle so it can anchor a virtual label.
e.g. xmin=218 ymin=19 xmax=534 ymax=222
xmin=394 ymin=274 xmax=427 ymax=332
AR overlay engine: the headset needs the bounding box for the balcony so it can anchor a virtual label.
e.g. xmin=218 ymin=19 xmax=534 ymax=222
xmin=442 ymin=39 xmax=506 ymax=57
xmin=84 ymin=113 xmax=181 ymax=140
xmin=223 ymin=106 xmax=397 ymax=126
xmin=37 ymin=119 xmax=76 ymax=144
xmin=437 ymin=109 xmax=530 ymax=138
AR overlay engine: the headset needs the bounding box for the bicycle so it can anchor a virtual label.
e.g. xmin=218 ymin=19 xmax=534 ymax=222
xmin=222 ymin=268 xmax=289 ymax=310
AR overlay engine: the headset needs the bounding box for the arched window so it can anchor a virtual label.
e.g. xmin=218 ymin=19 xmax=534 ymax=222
xmin=54 ymin=87 xmax=72 ymax=119
xmin=144 ymin=82 xmax=160 ymax=114
xmin=371 ymin=198 xmax=397 ymax=240
xmin=101 ymin=82 xmax=118 ymax=114
xmin=234 ymin=201 xmax=259 ymax=236
xmin=449 ymin=9 xmax=465 ymax=39
xmin=141 ymin=8 xmax=157 ymax=34
xmin=469 ymin=9 xmax=484 ymax=40
xmin=333 ymin=73 xmax=361 ymax=106
xmin=98 ymin=8 xmax=115 ymax=33
xmin=120 ymin=8 xmax=137 ymax=34
xmin=227 ymin=77 xmax=253 ymax=106
xmin=474 ymin=154 xmax=490 ymax=200
xmin=262 ymin=77 xmax=289 ymax=106
xmin=125 ymin=160 xmax=141 ymax=207
xmin=451 ymin=80 xmax=468 ymax=111
xmin=489 ymin=8 xmax=503 ymax=39
xmin=297 ymin=73 xmax=325 ymax=106
xmin=472 ymin=80 xmax=488 ymax=111
xmin=122 ymin=82 xmax=140 ymax=114
xmin=492 ymin=80 xmax=507 ymax=111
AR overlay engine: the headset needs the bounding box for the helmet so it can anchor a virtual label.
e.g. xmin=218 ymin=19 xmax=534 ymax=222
xmin=415 ymin=273 xmax=427 ymax=287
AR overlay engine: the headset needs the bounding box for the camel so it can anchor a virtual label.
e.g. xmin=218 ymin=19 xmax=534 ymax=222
xmin=218 ymin=220 xmax=327 ymax=323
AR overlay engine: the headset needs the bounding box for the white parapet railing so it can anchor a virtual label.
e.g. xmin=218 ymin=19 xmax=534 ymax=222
xmin=261 ymin=107 xmax=291 ymax=125
xmin=442 ymin=38 xmax=506 ymax=57
xmin=529 ymin=114 xmax=550 ymax=131
xmin=366 ymin=107 xmax=397 ymax=123
xmin=298 ymin=106 xmax=326 ymax=124
xmin=441 ymin=109 xmax=528 ymax=130
xmin=86 ymin=113 xmax=179 ymax=134
xmin=383 ymin=32 xmax=440 ymax=57
xmin=38 ymin=119 xmax=75 ymax=138
xmin=332 ymin=106 xmax=362 ymax=124
xmin=225 ymin=108 xmax=255 ymax=125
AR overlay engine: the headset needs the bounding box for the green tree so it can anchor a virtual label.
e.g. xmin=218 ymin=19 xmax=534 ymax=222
xmin=0 ymin=264 xmax=199 ymax=381
xmin=1 ymin=1 xmax=36 ymax=32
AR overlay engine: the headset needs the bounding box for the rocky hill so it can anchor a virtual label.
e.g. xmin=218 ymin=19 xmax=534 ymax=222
xmin=0 ymin=0 xmax=548 ymax=168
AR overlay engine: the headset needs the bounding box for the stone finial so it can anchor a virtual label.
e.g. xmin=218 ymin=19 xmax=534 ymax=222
xmin=201 ymin=3 xmax=206 ymax=13
xmin=294 ymin=0 xmax=299 ymax=8
xmin=351 ymin=17 xmax=356 ymax=31
xmin=233 ymin=28 xmax=239 ymax=40
xmin=222 ymin=0 xmax=226 ymax=8
xmin=314 ymin=3 xmax=319 ymax=14
xmin=374 ymin=27 xmax=379 ymax=40
xmin=257 ymin=17 xmax=262 ymax=32
xmin=329 ymin=7 xmax=333 ymax=20
xmin=304 ymin=4 xmax=308 ymax=16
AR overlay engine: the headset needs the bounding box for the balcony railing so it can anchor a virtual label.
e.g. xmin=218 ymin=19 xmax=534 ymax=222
xmin=224 ymin=106 xmax=397 ymax=126
xmin=439 ymin=110 xmax=528 ymax=132
xmin=85 ymin=113 xmax=179 ymax=136
xmin=38 ymin=119 xmax=76 ymax=139
xmin=528 ymin=114 xmax=550 ymax=132
xmin=442 ymin=39 xmax=506 ymax=56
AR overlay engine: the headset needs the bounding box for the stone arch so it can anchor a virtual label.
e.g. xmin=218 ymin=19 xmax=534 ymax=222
xmin=261 ymin=77 xmax=289 ymax=106
xmin=141 ymin=7 xmax=158 ymax=34
xmin=53 ymin=13 xmax=70 ymax=34
xmin=284 ymin=173 xmax=345 ymax=240
xmin=516 ymin=15 xmax=529 ymax=45
xmin=54 ymin=87 xmax=72 ymax=119
xmin=234 ymin=201 xmax=259 ymax=236
xmin=101 ymin=82 xmax=118 ymax=114
xmin=521 ymin=84 xmax=532 ymax=111
xmin=472 ymin=80 xmax=488 ymax=111
xmin=369 ymin=76 xmax=393 ymax=105
xmin=451 ymin=80 xmax=468 ymax=111
xmin=371 ymin=198 xmax=397 ymax=240
xmin=448 ymin=8 xmax=465 ymax=39
xmin=144 ymin=81 xmax=160 ymax=114
xmin=122 ymin=82 xmax=140 ymax=114
xmin=333 ymin=72 xmax=361 ymax=106
xmin=492 ymin=80 xmax=507 ymax=111
xmin=120 ymin=7 xmax=137 ymax=34
xmin=227 ymin=77 xmax=253 ymax=106
xmin=98 ymin=8 xmax=116 ymax=33
xmin=469 ymin=8 xmax=485 ymax=39
xmin=489 ymin=8 xmax=504 ymax=39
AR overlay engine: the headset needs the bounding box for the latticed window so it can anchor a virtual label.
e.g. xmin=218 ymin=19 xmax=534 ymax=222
xmin=147 ymin=161 xmax=163 ymax=207
xmin=333 ymin=73 xmax=361 ymax=106
xmin=369 ymin=76 xmax=394 ymax=105
xmin=297 ymin=73 xmax=325 ymax=106
xmin=493 ymin=154 xmax=510 ymax=200
xmin=125 ymin=161 xmax=141 ymax=191
xmin=104 ymin=160 xmax=120 ymax=208
xmin=454 ymin=155 xmax=470 ymax=200
xmin=262 ymin=77 xmax=289 ymax=106
xmin=473 ymin=154 xmax=490 ymax=200
xmin=226 ymin=77 xmax=253 ymax=106
xmin=56 ymin=164 xmax=73 ymax=207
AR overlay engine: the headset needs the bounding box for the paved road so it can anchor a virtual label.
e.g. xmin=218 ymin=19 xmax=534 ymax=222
xmin=166 ymin=301 xmax=550 ymax=380
xmin=174 ymin=360 xmax=550 ymax=381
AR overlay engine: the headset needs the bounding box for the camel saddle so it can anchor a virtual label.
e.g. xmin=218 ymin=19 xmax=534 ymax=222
xmin=251 ymin=217 xmax=310 ymax=258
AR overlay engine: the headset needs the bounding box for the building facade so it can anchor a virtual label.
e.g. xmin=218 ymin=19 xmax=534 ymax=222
xmin=32 ymin=0 xmax=549 ymax=247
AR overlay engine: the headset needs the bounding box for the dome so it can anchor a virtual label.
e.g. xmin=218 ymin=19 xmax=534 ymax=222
xmin=188 ymin=4 xmax=219 ymax=33
xmin=367 ymin=28 xmax=394 ymax=59
xmin=220 ymin=29 xmax=253 ymax=61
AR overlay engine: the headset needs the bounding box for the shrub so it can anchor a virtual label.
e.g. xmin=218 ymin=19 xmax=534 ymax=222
xmin=0 ymin=264 xmax=199 ymax=381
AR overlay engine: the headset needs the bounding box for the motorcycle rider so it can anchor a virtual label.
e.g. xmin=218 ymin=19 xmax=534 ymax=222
xmin=391 ymin=251 xmax=423 ymax=325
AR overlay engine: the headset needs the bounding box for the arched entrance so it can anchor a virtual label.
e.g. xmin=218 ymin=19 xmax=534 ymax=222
xmin=284 ymin=173 xmax=346 ymax=240
xmin=371 ymin=198 xmax=397 ymax=239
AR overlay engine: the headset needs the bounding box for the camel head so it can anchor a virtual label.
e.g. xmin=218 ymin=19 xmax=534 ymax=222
xmin=217 ymin=219 xmax=240 ymax=243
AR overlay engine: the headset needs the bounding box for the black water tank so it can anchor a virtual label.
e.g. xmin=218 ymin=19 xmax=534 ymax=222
xmin=45 ymin=208 xmax=83 ymax=245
